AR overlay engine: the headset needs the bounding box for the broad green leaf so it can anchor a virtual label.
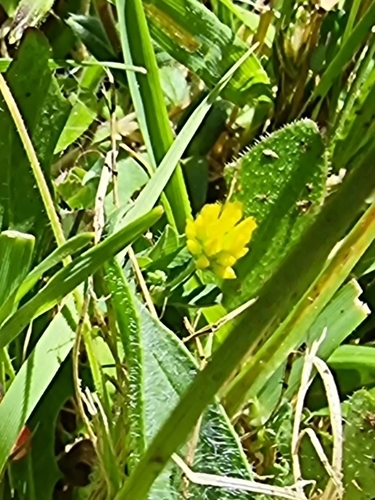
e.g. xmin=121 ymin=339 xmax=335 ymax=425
xmin=0 ymin=303 xmax=76 ymax=475
xmin=118 ymin=127 xmax=375 ymax=500
xmin=343 ymin=390 xmax=375 ymax=500
xmin=0 ymin=207 xmax=163 ymax=349
xmin=226 ymin=196 xmax=375 ymax=413
xmin=66 ymin=15 xmax=128 ymax=86
xmin=0 ymin=230 xmax=34 ymax=325
xmin=0 ymin=30 xmax=70 ymax=257
xmin=223 ymin=119 xmax=327 ymax=310
xmin=143 ymin=0 xmax=271 ymax=106
xmin=105 ymin=157 xmax=149 ymax=217
xmin=66 ymin=14 xmax=118 ymax=62
xmin=106 ymin=261 xmax=253 ymax=500
xmin=160 ymin=63 xmax=190 ymax=109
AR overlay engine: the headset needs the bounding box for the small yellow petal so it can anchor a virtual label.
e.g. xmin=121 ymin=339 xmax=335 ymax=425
xmin=200 ymin=203 xmax=221 ymax=223
xmin=223 ymin=216 xmax=257 ymax=252
xmin=187 ymin=239 xmax=201 ymax=255
xmin=232 ymin=247 xmax=248 ymax=260
xmin=203 ymin=238 xmax=222 ymax=257
xmin=219 ymin=201 xmax=243 ymax=229
xmin=185 ymin=220 xmax=196 ymax=239
xmin=194 ymin=215 xmax=206 ymax=240
xmin=215 ymin=252 xmax=236 ymax=267
xmin=196 ymin=255 xmax=210 ymax=269
xmin=213 ymin=264 xmax=236 ymax=279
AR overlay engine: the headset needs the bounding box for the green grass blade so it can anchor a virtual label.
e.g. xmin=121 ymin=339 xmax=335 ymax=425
xmin=115 ymin=136 xmax=375 ymax=500
xmin=143 ymin=0 xmax=270 ymax=105
xmin=0 ymin=303 xmax=76 ymax=474
xmin=104 ymin=259 xmax=147 ymax=467
xmin=16 ymin=232 xmax=94 ymax=302
xmin=116 ymin=0 xmax=191 ymax=232
xmin=122 ymin=47 xmax=255 ymax=228
xmin=0 ymin=231 xmax=34 ymax=325
xmin=304 ymin=2 xmax=375 ymax=113
xmin=0 ymin=207 xmax=163 ymax=349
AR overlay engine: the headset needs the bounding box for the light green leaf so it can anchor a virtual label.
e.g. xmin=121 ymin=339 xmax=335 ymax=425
xmin=343 ymin=390 xmax=375 ymax=500
xmin=144 ymin=0 xmax=271 ymax=106
xmin=0 ymin=303 xmax=76 ymax=475
xmin=106 ymin=261 xmax=253 ymax=500
xmin=15 ymin=232 xmax=94 ymax=302
xmin=0 ymin=230 xmax=34 ymax=325
xmin=224 ymin=118 xmax=327 ymax=310
xmin=0 ymin=207 xmax=163 ymax=348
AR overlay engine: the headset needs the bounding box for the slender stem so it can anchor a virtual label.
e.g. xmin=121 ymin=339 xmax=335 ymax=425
xmin=0 ymin=74 xmax=67 ymax=253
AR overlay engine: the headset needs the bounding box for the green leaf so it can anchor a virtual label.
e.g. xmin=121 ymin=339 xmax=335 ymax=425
xmin=11 ymin=360 xmax=74 ymax=500
xmin=118 ymin=124 xmax=375 ymax=500
xmin=15 ymin=232 xmax=94 ymax=302
xmin=121 ymin=47 xmax=254 ymax=229
xmin=343 ymin=390 xmax=375 ymax=500
xmin=223 ymin=118 xmax=327 ymax=310
xmin=66 ymin=14 xmax=118 ymax=61
xmin=226 ymin=193 xmax=375 ymax=414
xmin=104 ymin=157 xmax=149 ymax=218
xmin=0 ymin=207 xmax=163 ymax=349
xmin=116 ymin=0 xmax=191 ymax=233
xmin=0 ymin=30 xmax=70 ymax=256
xmin=258 ymin=280 xmax=369 ymax=420
xmin=0 ymin=303 xmax=77 ymax=475
xmin=0 ymin=230 xmax=34 ymax=325
xmin=105 ymin=261 xmax=253 ymax=500
xmin=327 ymin=345 xmax=375 ymax=396
xmin=66 ymin=15 xmax=134 ymax=87
xmin=143 ymin=0 xmax=271 ymax=106
xmin=54 ymin=64 xmax=104 ymax=153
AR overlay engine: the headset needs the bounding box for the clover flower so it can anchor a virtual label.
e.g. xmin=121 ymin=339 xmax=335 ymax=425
xmin=185 ymin=201 xmax=257 ymax=279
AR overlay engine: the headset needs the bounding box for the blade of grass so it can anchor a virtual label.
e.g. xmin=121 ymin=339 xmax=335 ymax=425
xmin=0 ymin=231 xmax=34 ymax=325
xmin=0 ymin=302 xmax=77 ymax=474
xmin=15 ymin=232 xmax=94 ymax=302
xmin=116 ymin=0 xmax=191 ymax=232
xmin=114 ymin=134 xmax=375 ymax=500
xmin=0 ymin=207 xmax=163 ymax=349
xmin=301 ymin=1 xmax=375 ymax=117
xmin=122 ymin=45 xmax=257 ymax=228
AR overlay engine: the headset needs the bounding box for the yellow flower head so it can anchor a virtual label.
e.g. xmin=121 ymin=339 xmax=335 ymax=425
xmin=186 ymin=201 xmax=257 ymax=279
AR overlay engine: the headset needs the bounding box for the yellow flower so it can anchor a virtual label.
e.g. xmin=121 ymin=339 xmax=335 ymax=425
xmin=186 ymin=201 xmax=257 ymax=279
